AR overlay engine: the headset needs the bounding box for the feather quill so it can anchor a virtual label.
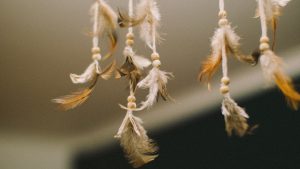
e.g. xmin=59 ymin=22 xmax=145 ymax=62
xmin=260 ymin=50 xmax=300 ymax=109
xmin=222 ymin=96 xmax=251 ymax=137
xmin=137 ymin=67 xmax=173 ymax=109
xmin=115 ymin=110 xmax=158 ymax=168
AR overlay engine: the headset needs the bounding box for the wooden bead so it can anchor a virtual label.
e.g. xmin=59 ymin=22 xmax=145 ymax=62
xmin=151 ymin=53 xmax=160 ymax=61
xmin=260 ymin=36 xmax=270 ymax=43
xmin=127 ymin=102 xmax=136 ymax=109
xmin=91 ymin=47 xmax=100 ymax=54
xmin=92 ymin=54 xmax=101 ymax=60
xmin=152 ymin=60 xmax=161 ymax=67
xmin=220 ymin=86 xmax=229 ymax=94
xmin=126 ymin=33 xmax=134 ymax=40
xmin=126 ymin=39 xmax=134 ymax=46
xmin=127 ymin=95 xmax=136 ymax=102
xmin=218 ymin=18 xmax=228 ymax=27
xmin=221 ymin=77 xmax=230 ymax=85
xmin=218 ymin=10 xmax=227 ymax=18
xmin=259 ymin=42 xmax=270 ymax=51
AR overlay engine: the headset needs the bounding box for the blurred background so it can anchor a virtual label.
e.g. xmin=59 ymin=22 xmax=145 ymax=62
xmin=0 ymin=0 xmax=300 ymax=169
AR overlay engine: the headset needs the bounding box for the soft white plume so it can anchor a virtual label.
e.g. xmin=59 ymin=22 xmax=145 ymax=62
xmin=136 ymin=0 xmax=161 ymax=49
xmin=137 ymin=67 xmax=173 ymax=110
xmin=70 ymin=61 xmax=100 ymax=84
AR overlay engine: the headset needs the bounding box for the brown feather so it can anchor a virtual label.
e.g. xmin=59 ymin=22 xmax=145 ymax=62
xmin=274 ymin=71 xmax=300 ymax=110
xmin=100 ymin=60 xmax=116 ymax=80
xmin=52 ymin=75 xmax=99 ymax=111
xmin=116 ymin=57 xmax=142 ymax=91
xmin=119 ymin=115 xmax=158 ymax=168
xmin=118 ymin=9 xmax=146 ymax=28
xmin=222 ymin=97 xmax=252 ymax=137
xmin=198 ymin=54 xmax=222 ymax=83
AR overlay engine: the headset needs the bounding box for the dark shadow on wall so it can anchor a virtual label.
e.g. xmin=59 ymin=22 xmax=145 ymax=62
xmin=73 ymin=78 xmax=300 ymax=169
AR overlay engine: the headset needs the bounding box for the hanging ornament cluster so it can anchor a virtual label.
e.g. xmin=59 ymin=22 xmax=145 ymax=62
xmin=52 ymin=0 xmax=173 ymax=167
xmin=51 ymin=0 xmax=298 ymax=167
xmin=52 ymin=0 xmax=117 ymax=110
xmin=199 ymin=0 xmax=257 ymax=137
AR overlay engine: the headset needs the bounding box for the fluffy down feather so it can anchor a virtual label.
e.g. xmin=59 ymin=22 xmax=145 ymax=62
xmin=70 ymin=61 xmax=100 ymax=84
xmin=260 ymin=50 xmax=300 ymax=110
xmin=222 ymin=96 xmax=251 ymax=137
xmin=116 ymin=111 xmax=158 ymax=168
xmin=137 ymin=67 xmax=173 ymax=110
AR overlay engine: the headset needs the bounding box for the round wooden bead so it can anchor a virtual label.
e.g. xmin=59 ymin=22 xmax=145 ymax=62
xmin=259 ymin=42 xmax=270 ymax=51
xmin=260 ymin=36 xmax=270 ymax=43
xmin=126 ymin=39 xmax=134 ymax=46
xmin=220 ymin=86 xmax=229 ymax=94
xmin=218 ymin=18 xmax=228 ymax=27
xmin=126 ymin=33 xmax=134 ymax=40
xmin=152 ymin=60 xmax=161 ymax=67
xmin=221 ymin=77 xmax=230 ymax=85
xmin=91 ymin=47 xmax=100 ymax=54
xmin=127 ymin=95 xmax=136 ymax=102
xmin=151 ymin=53 xmax=160 ymax=61
xmin=127 ymin=102 xmax=136 ymax=109
xmin=92 ymin=54 xmax=101 ymax=60
xmin=218 ymin=10 xmax=227 ymax=18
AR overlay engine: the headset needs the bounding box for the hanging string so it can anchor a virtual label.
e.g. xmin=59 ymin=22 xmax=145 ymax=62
xmin=92 ymin=1 xmax=100 ymax=50
xmin=152 ymin=23 xmax=157 ymax=53
xmin=219 ymin=0 xmax=225 ymax=12
xmin=258 ymin=0 xmax=268 ymax=38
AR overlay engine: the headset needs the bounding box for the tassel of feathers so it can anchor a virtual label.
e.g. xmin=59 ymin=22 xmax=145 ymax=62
xmin=115 ymin=110 xmax=158 ymax=168
xmin=199 ymin=21 xmax=256 ymax=89
xmin=260 ymin=50 xmax=300 ymax=109
xmin=255 ymin=0 xmax=291 ymax=49
xmin=222 ymin=96 xmax=251 ymax=137
xmin=137 ymin=67 xmax=173 ymax=110
xmin=52 ymin=60 xmax=116 ymax=110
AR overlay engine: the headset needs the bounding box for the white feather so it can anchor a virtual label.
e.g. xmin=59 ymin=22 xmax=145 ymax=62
xmin=131 ymin=55 xmax=151 ymax=70
xmin=260 ymin=50 xmax=283 ymax=82
xmin=272 ymin=0 xmax=290 ymax=7
xmin=70 ymin=61 xmax=100 ymax=84
xmin=211 ymin=27 xmax=224 ymax=60
xmin=138 ymin=0 xmax=161 ymax=49
xmin=137 ymin=67 xmax=172 ymax=110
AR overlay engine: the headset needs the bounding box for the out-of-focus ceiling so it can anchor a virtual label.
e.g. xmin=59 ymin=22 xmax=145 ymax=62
xmin=0 ymin=0 xmax=300 ymax=138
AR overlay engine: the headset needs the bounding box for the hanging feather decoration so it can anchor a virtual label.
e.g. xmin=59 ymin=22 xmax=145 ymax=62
xmin=52 ymin=61 xmax=116 ymax=110
xmin=256 ymin=0 xmax=300 ymax=109
xmin=222 ymin=96 xmax=250 ymax=137
xmin=260 ymin=50 xmax=300 ymax=109
xmin=199 ymin=0 xmax=254 ymax=136
xmin=199 ymin=13 xmax=257 ymax=89
xmin=255 ymin=0 xmax=291 ymax=49
xmin=115 ymin=109 xmax=158 ymax=168
xmin=116 ymin=0 xmax=158 ymax=167
xmin=53 ymin=0 xmax=118 ymax=110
